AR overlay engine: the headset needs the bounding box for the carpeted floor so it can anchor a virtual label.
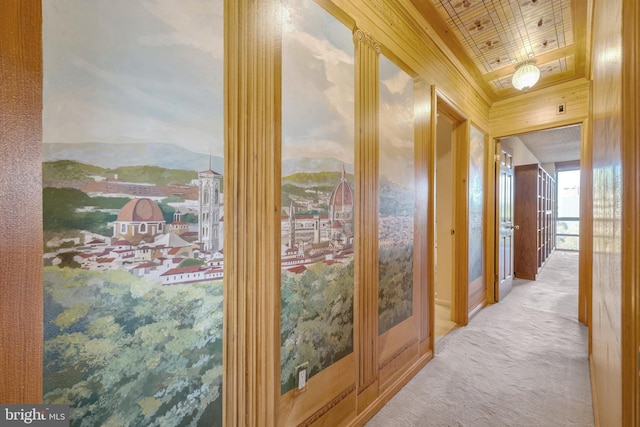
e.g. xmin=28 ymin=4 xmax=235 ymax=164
xmin=367 ymin=251 xmax=594 ymax=427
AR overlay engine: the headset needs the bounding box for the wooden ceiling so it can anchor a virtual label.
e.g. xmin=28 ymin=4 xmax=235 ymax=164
xmin=411 ymin=0 xmax=591 ymax=99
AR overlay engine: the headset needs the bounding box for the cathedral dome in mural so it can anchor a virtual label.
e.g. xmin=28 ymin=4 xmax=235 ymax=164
xmin=329 ymin=173 xmax=353 ymax=208
xmin=117 ymin=198 xmax=164 ymax=222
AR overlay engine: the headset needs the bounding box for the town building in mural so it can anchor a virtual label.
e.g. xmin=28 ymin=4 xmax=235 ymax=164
xmin=281 ymin=167 xmax=354 ymax=271
xmin=112 ymin=198 xmax=166 ymax=244
xmin=199 ymin=168 xmax=223 ymax=253
xmin=44 ymin=167 xmax=224 ymax=285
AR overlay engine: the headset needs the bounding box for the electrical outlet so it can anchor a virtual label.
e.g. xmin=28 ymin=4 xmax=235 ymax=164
xmin=295 ymin=362 xmax=309 ymax=391
xmin=298 ymin=369 xmax=306 ymax=389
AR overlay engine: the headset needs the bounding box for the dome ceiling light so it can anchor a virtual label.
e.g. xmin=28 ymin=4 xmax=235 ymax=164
xmin=511 ymin=59 xmax=540 ymax=91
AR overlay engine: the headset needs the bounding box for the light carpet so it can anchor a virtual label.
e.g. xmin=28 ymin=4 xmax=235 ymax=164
xmin=367 ymin=251 xmax=594 ymax=427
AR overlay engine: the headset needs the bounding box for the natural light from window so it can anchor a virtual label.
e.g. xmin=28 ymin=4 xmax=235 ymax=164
xmin=557 ymin=169 xmax=580 ymax=250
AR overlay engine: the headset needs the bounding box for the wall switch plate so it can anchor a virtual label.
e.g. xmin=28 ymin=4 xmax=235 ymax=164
xmin=295 ymin=362 xmax=309 ymax=391
xmin=557 ymin=103 xmax=566 ymax=114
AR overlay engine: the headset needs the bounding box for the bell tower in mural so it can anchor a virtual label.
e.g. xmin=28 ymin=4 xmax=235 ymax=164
xmin=199 ymin=167 xmax=222 ymax=254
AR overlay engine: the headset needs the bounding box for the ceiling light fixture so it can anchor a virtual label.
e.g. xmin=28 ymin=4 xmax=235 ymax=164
xmin=511 ymin=59 xmax=540 ymax=91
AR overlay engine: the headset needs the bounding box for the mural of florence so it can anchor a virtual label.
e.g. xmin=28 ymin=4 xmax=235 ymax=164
xmin=280 ymin=0 xmax=356 ymax=394
xmin=378 ymin=55 xmax=415 ymax=335
xmin=42 ymin=1 xmax=224 ymax=426
xmin=469 ymin=125 xmax=486 ymax=283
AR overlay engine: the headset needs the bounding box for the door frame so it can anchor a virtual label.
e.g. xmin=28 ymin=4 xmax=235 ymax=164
xmin=490 ymin=121 xmax=591 ymax=328
xmin=433 ymin=89 xmax=470 ymax=326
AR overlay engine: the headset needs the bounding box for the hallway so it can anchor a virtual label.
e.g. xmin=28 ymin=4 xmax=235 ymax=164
xmin=367 ymin=251 xmax=593 ymax=426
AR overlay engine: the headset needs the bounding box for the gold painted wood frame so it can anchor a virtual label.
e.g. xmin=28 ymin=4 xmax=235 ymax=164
xmin=223 ymin=0 xmax=281 ymax=425
xmin=354 ymin=27 xmax=381 ymax=408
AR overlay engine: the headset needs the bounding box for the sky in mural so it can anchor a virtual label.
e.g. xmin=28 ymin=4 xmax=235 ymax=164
xmin=282 ymin=0 xmax=415 ymax=185
xmin=43 ymin=0 xmax=224 ymax=156
xmin=281 ymin=0 xmax=355 ymax=165
xmin=44 ymin=0 xmax=415 ymax=184
xmin=379 ymin=55 xmax=415 ymax=187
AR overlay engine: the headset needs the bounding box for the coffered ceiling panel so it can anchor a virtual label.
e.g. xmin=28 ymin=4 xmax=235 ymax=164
xmin=412 ymin=0 xmax=589 ymax=99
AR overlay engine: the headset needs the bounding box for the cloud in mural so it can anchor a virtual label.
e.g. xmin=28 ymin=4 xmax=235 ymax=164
xmin=43 ymin=0 xmax=224 ymax=157
xmin=43 ymin=0 xmax=413 ymax=184
xmin=379 ymin=56 xmax=415 ymax=187
xmin=139 ymin=0 xmax=224 ymax=59
xmin=281 ymin=1 xmax=355 ymax=165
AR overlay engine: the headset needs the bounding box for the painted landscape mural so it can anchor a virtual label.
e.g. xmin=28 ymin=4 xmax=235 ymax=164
xmin=42 ymin=1 xmax=224 ymax=426
xmin=280 ymin=0 xmax=355 ymax=394
xmin=469 ymin=125 xmax=485 ymax=283
xmin=378 ymin=55 xmax=415 ymax=335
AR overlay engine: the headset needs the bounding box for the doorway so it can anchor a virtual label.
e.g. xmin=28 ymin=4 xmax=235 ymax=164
xmin=433 ymin=92 xmax=479 ymax=340
xmin=434 ymin=112 xmax=456 ymax=342
xmin=495 ymin=124 xmax=585 ymax=310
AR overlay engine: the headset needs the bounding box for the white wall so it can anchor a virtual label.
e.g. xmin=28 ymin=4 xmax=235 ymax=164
xmin=500 ymin=136 xmax=540 ymax=166
xmin=501 ymin=136 xmax=556 ymax=176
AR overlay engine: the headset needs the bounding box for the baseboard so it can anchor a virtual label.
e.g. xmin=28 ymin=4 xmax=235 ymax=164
xmin=468 ymin=300 xmax=486 ymax=320
xmin=347 ymin=351 xmax=433 ymax=427
xmin=589 ymin=356 xmax=600 ymax=426
xmin=435 ymin=299 xmax=450 ymax=307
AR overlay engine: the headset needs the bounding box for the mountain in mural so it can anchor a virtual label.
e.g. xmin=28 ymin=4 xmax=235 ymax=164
xmin=43 ymin=145 xmax=349 ymax=178
xmin=282 ymin=157 xmax=352 ymax=176
xmin=43 ymin=142 xmax=223 ymax=172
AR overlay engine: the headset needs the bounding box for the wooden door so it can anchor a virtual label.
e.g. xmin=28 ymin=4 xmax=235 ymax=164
xmin=496 ymin=144 xmax=515 ymax=301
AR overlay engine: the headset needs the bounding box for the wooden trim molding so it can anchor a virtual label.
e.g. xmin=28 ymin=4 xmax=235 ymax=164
xmin=484 ymin=132 xmax=496 ymax=305
xmin=427 ymin=84 xmax=438 ymax=350
xmin=379 ymin=338 xmax=418 ymax=370
xmin=348 ymin=352 xmax=432 ymax=427
xmin=353 ymin=26 xmax=380 ymax=396
xmin=435 ymin=91 xmax=471 ymax=326
xmin=223 ymin=0 xmax=281 ymax=425
xmin=0 ymin=0 xmax=43 ymax=404
xmin=455 ymin=120 xmax=471 ymax=325
xmin=621 ymin=0 xmax=640 ymax=424
xmin=579 ymin=118 xmax=593 ymax=328
xmin=298 ymin=384 xmax=356 ymax=427
xmin=415 ymin=79 xmax=432 ymax=345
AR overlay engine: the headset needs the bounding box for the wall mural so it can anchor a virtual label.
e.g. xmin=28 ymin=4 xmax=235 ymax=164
xmin=378 ymin=55 xmax=415 ymax=335
xmin=468 ymin=125 xmax=485 ymax=283
xmin=42 ymin=1 xmax=224 ymax=426
xmin=280 ymin=0 xmax=355 ymax=394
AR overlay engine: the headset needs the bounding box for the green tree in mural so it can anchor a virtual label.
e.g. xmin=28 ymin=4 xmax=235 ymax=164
xmin=378 ymin=244 xmax=414 ymax=334
xmin=43 ymin=268 xmax=224 ymax=427
xmin=280 ymin=260 xmax=354 ymax=394
xmin=43 ymin=187 xmax=122 ymax=236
